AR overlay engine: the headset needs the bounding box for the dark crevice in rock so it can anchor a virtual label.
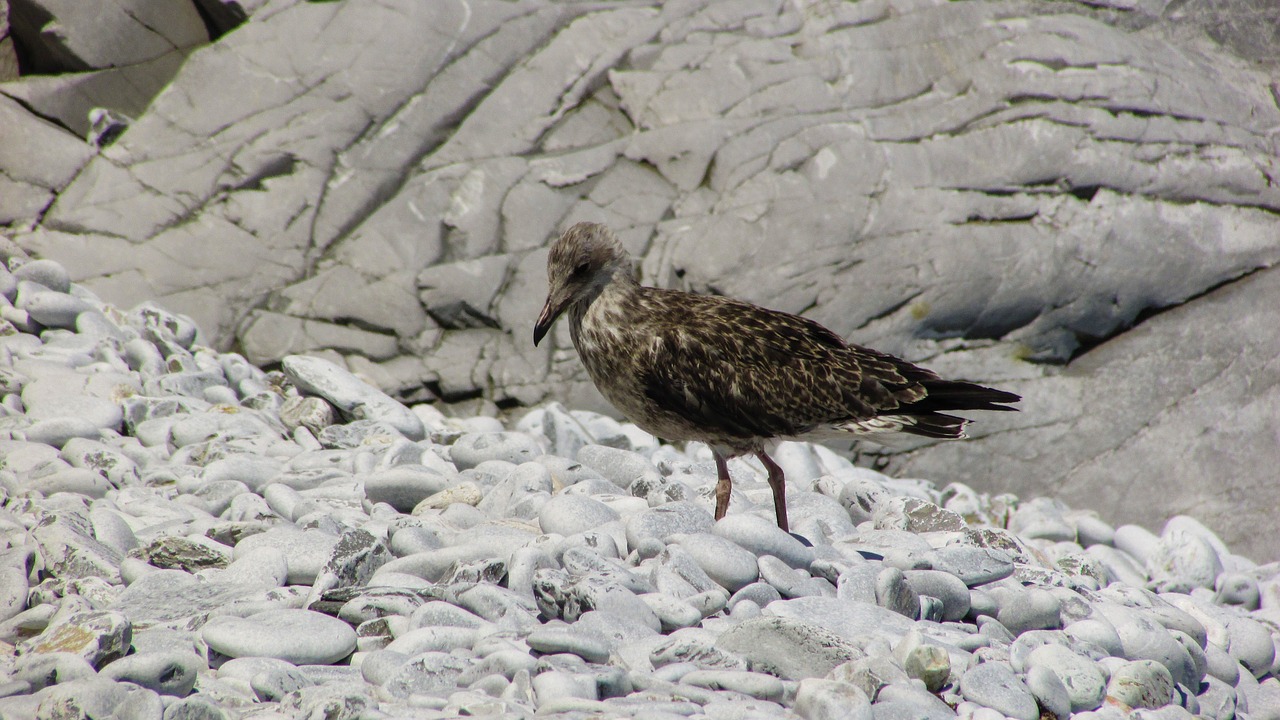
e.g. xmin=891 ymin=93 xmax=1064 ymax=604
xmin=0 ymin=89 xmax=79 ymax=138
xmin=1061 ymin=263 xmax=1274 ymax=366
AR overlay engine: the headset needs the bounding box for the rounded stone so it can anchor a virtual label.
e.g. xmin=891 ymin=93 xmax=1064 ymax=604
xmin=959 ymin=660 xmax=1039 ymax=720
xmin=538 ymin=494 xmax=621 ymax=536
xmin=1226 ymin=616 xmax=1276 ymax=679
xmin=384 ymin=626 xmax=477 ymax=657
xmin=1106 ymin=659 xmax=1174 ymax=710
xmin=711 ymin=513 xmax=815 ymax=570
xmin=232 ymin=527 xmax=338 ymax=585
xmin=201 ymin=609 xmax=356 ymax=664
xmin=903 ymin=569 xmax=971 ymax=622
xmin=1025 ymin=643 xmax=1107 ymax=711
xmin=21 ymin=292 xmax=93 ymax=329
xmin=625 ymin=502 xmax=715 ymax=549
xmin=1026 ymin=664 xmax=1072 ymax=719
xmin=281 ymin=355 xmax=425 ymax=440
xmin=22 ymin=417 xmax=102 ymax=448
xmin=669 ymin=532 xmax=759 ymax=593
xmin=526 ymin=625 xmax=611 ymax=663
xmin=363 ymin=466 xmax=453 ymax=512
xmin=996 ymin=587 xmax=1062 ymax=635
xmin=13 ymin=259 xmax=71 ymax=293
xmin=99 ymin=651 xmax=203 ymax=696
xmin=449 ymin=432 xmax=542 ymax=469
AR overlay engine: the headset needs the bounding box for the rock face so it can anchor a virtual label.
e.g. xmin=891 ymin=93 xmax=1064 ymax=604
xmin=1 ymin=0 xmax=1278 ymax=558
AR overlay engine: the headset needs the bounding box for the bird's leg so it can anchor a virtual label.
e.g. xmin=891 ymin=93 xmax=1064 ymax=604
xmin=756 ymin=451 xmax=789 ymax=532
xmin=712 ymin=452 xmax=733 ymax=521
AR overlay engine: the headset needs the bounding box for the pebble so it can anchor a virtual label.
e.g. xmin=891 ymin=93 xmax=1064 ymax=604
xmin=98 ymin=651 xmax=203 ymax=696
xmin=1107 ymin=659 xmax=1174 ymax=709
xmin=202 ymin=609 xmax=357 ymax=664
xmin=1025 ymin=642 xmax=1107 ymax=711
xmin=712 ymin=513 xmax=815 ymax=570
xmin=0 ymin=262 xmax=1274 ymax=720
xmin=281 ymin=354 xmax=425 ymax=440
xmin=669 ymin=532 xmax=760 ymax=592
xmin=960 ymin=660 xmax=1039 ymax=720
xmin=538 ymin=493 xmax=621 ymax=535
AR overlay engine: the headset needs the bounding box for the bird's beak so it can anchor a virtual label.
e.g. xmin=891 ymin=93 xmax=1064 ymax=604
xmin=533 ymin=291 xmax=569 ymax=347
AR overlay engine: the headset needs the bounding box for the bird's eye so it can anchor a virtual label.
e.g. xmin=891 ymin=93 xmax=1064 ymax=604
xmin=572 ymin=261 xmax=590 ymax=277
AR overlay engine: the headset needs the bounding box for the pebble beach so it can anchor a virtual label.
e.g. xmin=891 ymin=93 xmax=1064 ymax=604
xmin=0 ymin=253 xmax=1277 ymax=720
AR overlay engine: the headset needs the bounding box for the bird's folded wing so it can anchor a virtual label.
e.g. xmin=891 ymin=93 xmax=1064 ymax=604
xmin=634 ymin=293 xmax=922 ymax=440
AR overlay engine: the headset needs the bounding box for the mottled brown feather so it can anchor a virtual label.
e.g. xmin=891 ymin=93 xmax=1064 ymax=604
xmin=537 ymin=222 xmax=1019 ymax=457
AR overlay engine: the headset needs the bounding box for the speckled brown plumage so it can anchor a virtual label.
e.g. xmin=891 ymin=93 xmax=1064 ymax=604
xmin=534 ymin=222 xmax=1020 ymax=531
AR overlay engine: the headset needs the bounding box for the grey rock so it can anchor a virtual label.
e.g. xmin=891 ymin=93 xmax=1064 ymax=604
xmin=875 ymin=567 xmax=921 ymax=620
xmin=625 ymin=501 xmax=715 ymax=549
xmin=1025 ymin=664 xmax=1072 ymax=719
xmin=716 ymin=615 xmax=865 ymax=680
xmin=1106 ymin=659 xmax=1174 ymax=710
xmin=1225 ymin=616 xmax=1276 ymax=679
xmin=13 ymin=259 xmax=71 ymax=293
xmin=669 ymin=532 xmax=759 ymax=592
xmin=99 ymin=651 xmax=203 ymax=696
xmin=873 ymin=497 xmax=967 ymax=533
xmin=538 ymin=493 xmax=620 ymax=535
xmin=922 ymin=545 xmax=1015 ymax=587
xmin=133 ymin=535 xmax=232 ymax=572
xmin=794 ymin=678 xmax=873 ymax=720
xmin=14 ymin=652 xmax=96 ymax=690
xmin=712 ymin=513 xmax=815 ymax=570
xmin=201 ymin=609 xmax=356 ymax=664
xmin=384 ymin=626 xmax=478 ymax=656
xmin=382 ymin=651 xmax=471 ymax=699
xmin=959 ymin=660 xmax=1039 ymax=720
xmin=1025 ymin=643 xmax=1107 ymax=711
xmin=682 ymin=669 xmax=783 ymax=701
xmin=449 ymin=431 xmax=542 ymax=469
xmin=281 ymin=355 xmax=425 ymax=440
xmin=250 ymin=664 xmax=313 ymax=702
xmin=232 ymin=526 xmax=338 ymax=585
xmin=20 ymin=609 xmax=132 ymax=668
xmin=577 ymin=444 xmax=663 ymax=489
xmin=527 ymin=624 xmax=611 ymax=663
xmin=902 ymin=570 xmax=970 ymax=622
xmin=996 ymin=587 xmax=1062 ymax=635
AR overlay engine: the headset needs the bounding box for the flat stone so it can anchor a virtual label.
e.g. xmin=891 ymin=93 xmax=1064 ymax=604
xmin=232 ymin=526 xmax=339 ymax=585
xmin=20 ymin=610 xmax=132 ymax=669
xmin=1106 ymin=659 xmax=1174 ymax=710
xmin=669 ymin=532 xmax=759 ymax=592
xmin=381 ymin=651 xmax=471 ymax=699
xmin=281 ymin=355 xmax=425 ymax=440
xmin=923 ymin=545 xmax=1016 ymax=586
xmin=625 ymin=502 xmax=715 ymax=549
xmin=449 ymin=431 xmax=542 ymax=469
xmin=715 ymin=615 xmax=864 ymax=680
xmin=794 ymin=678 xmax=873 ymax=720
xmin=527 ymin=624 xmax=611 ymax=663
xmin=712 ymin=513 xmax=815 ymax=570
xmin=538 ymin=493 xmax=621 ymax=535
xmin=903 ymin=570 xmax=970 ymax=622
xmin=681 ymin=669 xmax=784 ymax=701
xmin=959 ymin=660 xmax=1039 ymax=720
xmin=384 ymin=626 xmax=478 ymax=657
xmin=363 ymin=465 xmax=454 ymax=512
xmin=201 ymin=609 xmax=356 ymax=665
xmin=576 ymin=444 xmax=663 ymax=489
xmin=1025 ymin=643 xmax=1107 ymax=711
xmin=98 ymin=650 xmax=203 ymax=696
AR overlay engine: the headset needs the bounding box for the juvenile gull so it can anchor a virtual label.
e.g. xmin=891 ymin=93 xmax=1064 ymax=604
xmin=534 ymin=222 xmax=1020 ymax=531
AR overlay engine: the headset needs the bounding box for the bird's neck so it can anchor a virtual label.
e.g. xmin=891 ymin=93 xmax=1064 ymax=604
xmin=568 ymin=266 xmax=638 ymax=332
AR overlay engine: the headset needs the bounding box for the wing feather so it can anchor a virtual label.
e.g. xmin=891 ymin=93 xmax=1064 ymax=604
xmin=635 ymin=289 xmax=927 ymax=440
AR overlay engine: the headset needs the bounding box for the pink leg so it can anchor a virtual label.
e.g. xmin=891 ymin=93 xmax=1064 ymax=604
xmin=756 ymin=451 xmax=789 ymax=532
xmin=713 ymin=452 xmax=732 ymax=521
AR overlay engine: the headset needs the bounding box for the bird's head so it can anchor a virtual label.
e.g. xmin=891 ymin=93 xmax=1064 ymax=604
xmin=534 ymin=222 xmax=631 ymax=346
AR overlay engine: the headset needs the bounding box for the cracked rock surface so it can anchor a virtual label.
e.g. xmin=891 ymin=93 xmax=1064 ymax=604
xmin=1 ymin=0 xmax=1279 ymax=558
